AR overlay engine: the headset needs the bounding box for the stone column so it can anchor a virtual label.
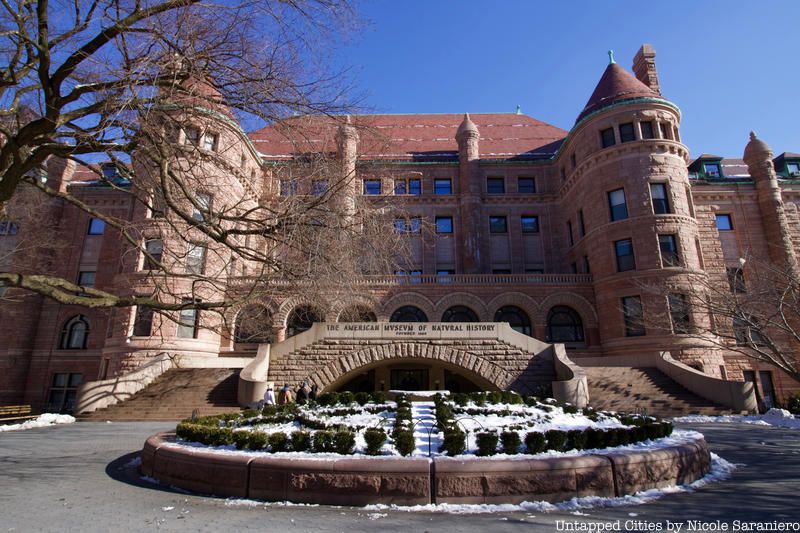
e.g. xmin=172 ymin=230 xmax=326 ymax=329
xmin=335 ymin=116 xmax=359 ymax=218
xmin=455 ymin=114 xmax=483 ymax=273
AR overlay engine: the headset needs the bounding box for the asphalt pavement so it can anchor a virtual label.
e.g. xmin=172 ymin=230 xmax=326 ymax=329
xmin=1 ymin=420 xmax=798 ymax=532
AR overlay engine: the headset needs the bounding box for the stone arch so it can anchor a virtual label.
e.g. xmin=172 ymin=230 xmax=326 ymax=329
xmin=379 ymin=292 xmax=436 ymax=322
xmin=433 ymin=292 xmax=490 ymax=321
xmin=328 ymin=295 xmax=380 ymax=322
xmin=305 ymin=343 xmax=517 ymax=393
xmin=232 ymin=303 xmax=277 ymax=344
xmin=537 ymin=292 xmax=598 ymax=327
xmin=486 ymin=292 xmax=540 ymax=321
xmin=275 ymin=296 xmax=327 ymax=328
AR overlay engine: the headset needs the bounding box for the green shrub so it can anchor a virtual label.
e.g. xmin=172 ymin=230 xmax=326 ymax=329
xmin=524 ymin=431 xmax=546 ymax=454
xmin=394 ymin=429 xmax=416 ymax=456
xmin=500 ymin=431 xmax=521 ymax=454
xmin=435 ymin=404 xmax=453 ymax=429
xmin=501 ymin=391 xmax=522 ymax=405
xmin=787 ymin=394 xmax=800 ymax=414
xmin=370 ymin=391 xmax=386 ymax=404
xmin=232 ymin=431 xmax=250 ymax=450
xmin=631 ymin=426 xmax=647 ymax=443
xmin=313 ymin=430 xmax=335 ymax=453
xmin=584 ymin=428 xmax=604 ymax=449
xmin=612 ymin=427 xmax=630 ymax=446
xmin=524 ymin=396 xmax=540 ymax=407
xmin=364 ymin=428 xmax=387 ymax=455
xmin=268 ymin=432 xmax=289 ymax=452
xmin=562 ymin=404 xmax=578 ymax=415
xmin=354 ymin=392 xmax=371 ymax=406
xmin=316 ymin=392 xmax=339 ymax=406
xmin=241 ymin=409 xmax=259 ymax=419
xmin=248 ymin=431 xmax=269 ymax=450
xmin=545 ymin=429 xmax=567 ymax=452
xmin=476 ymin=432 xmax=499 ymax=456
xmin=338 ymin=391 xmax=355 ymax=406
xmin=333 ymin=429 xmax=356 ymax=455
xmin=470 ymin=392 xmax=486 ymax=407
xmin=567 ymin=429 xmax=588 ymax=451
xmin=452 ymin=393 xmax=469 ymax=407
xmin=440 ymin=427 xmax=466 ymax=456
xmin=487 ymin=391 xmax=503 ymax=405
xmin=290 ymin=431 xmax=311 ymax=452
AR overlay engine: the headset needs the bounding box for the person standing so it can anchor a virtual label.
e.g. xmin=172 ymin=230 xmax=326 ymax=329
xmin=309 ymin=383 xmax=319 ymax=401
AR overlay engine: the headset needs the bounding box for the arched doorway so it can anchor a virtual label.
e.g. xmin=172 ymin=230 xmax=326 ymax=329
xmin=441 ymin=305 xmax=478 ymax=322
xmin=286 ymin=305 xmax=322 ymax=338
xmin=389 ymin=305 xmax=428 ymax=322
xmin=338 ymin=305 xmax=377 ymax=322
xmin=546 ymin=306 xmax=584 ymax=342
xmin=234 ymin=305 xmax=273 ymax=344
xmin=494 ymin=306 xmax=531 ymax=336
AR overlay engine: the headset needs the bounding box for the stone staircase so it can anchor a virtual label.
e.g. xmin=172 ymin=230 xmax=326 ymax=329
xmin=584 ymin=366 xmax=728 ymax=418
xmin=79 ymin=368 xmax=241 ymax=421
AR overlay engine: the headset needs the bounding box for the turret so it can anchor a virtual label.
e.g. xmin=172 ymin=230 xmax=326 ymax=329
xmin=455 ymin=114 xmax=482 ymax=273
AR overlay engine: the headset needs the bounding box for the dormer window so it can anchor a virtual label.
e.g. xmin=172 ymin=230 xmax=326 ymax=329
xmin=704 ymin=163 xmax=721 ymax=178
xmin=787 ymin=162 xmax=800 ymax=176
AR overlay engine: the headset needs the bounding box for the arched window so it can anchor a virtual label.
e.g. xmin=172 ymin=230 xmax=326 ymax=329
xmin=234 ymin=305 xmax=273 ymax=343
xmin=286 ymin=305 xmax=322 ymax=338
xmin=494 ymin=306 xmax=531 ymax=336
xmin=338 ymin=306 xmax=377 ymax=322
xmin=60 ymin=315 xmax=90 ymax=349
xmin=441 ymin=305 xmax=479 ymax=322
xmin=389 ymin=306 xmax=428 ymax=322
xmin=546 ymin=306 xmax=584 ymax=343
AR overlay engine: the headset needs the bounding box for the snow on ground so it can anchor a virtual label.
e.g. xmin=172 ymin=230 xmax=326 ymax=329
xmin=410 ymin=401 xmax=440 ymax=456
xmin=0 ymin=413 xmax=75 ymax=432
xmin=674 ymin=408 xmax=800 ymax=429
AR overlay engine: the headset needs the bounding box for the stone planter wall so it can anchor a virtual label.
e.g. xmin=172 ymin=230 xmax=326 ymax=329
xmin=141 ymin=432 xmax=711 ymax=506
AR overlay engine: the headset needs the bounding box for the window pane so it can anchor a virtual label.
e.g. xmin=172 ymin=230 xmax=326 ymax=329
xmin=619 ymin=123 xmax=635 ymax=143
xmin=144 ymin=239 xmax=163 ymax=269
xmin=409 ymin=217 xmax=422 ymax=233
xmin=608 ymin=189 xmax=628 ymax=221
xmin=435 ymin=217 xmax=453 ymax=233
xmin=650 ymin=183 xmax=669 ymax=214
xmin=312 ymin=179 xmax=328 ymax=196
xmin=601 ymin=127 xmax=616 ymax=148
xmin=68 ymin=373 xmax=83 ymax=387
xmin=394 ymin=218 xmax=407 ymax=233
xmin=489 ymin=216 xmax=507 ymax=233
xmin=669 ymin=293 xmax=690 ymax=333
xmin=487 ymin=177 xmax=505 ymax=194
xmin=787 ymin=163 xmax=800 ymax=174
xmin=434 ymin=179 xmax=452 ymax=195
xmin=186 ymin=244 xmax=206 ymax=275
xmin=659 ymin=234 xmax=680 ymax=266
xmin=408 ymin=179 xmax=422 ymax=195
xmin=363 ymin=179 xmax=381 ymax=195
xmin=88 ymin=218 xmax=105 ymax=235
xmin=704 ymin=163 xmax=720 ymax=178
xmin=133 ymin=306 xmax=154 ymax=336
xmin=193 ymin=193 xmax=211 ymax=221
xmin=715 ymin=214 xmax=733 ymax=230
xmin=615 ymin=239 xmax=635 ymax=272
xmin=53 ymin=373 xmax=68 ymax=387
xmin=394 ymin=180 xmax=407 ymax=195
xmin=177 ymin=304 xmax=198 ymax=338
xmin=518 ymin=177 xmax=536 ymax=193
xmin=641 ymin=121 xmax=655 ymax=140
xmin=521 ymin=216 xmax=539 ymax=233
xmin=202 ymin=132 xmax=217 ymax=151
xmin=622 ymin=296 xmax=645 ymax=336
xmin=78 ymin=271 xmax=96 ymax=287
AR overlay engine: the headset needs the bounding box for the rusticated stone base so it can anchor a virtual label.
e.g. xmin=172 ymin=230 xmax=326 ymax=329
xmin=140 ymin=433 xmax=713 ymax=506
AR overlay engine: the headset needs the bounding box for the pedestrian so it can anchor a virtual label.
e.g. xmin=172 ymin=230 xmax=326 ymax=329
xmin=264 ymin=384 xmax=276 ymax=406
xmin=297 ymin=381 xmax=311 ymax=403
xmin=309 ymin=383 xmax=319 ymax=401
xmin=278 ymin=383 xmax=293 ymax=405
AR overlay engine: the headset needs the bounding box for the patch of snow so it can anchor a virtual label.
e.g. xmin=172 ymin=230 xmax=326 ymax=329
xmin=161 ymin=506 xmax=175 ymax=512
xmin=675 ymin=409 xmax=800 ymax=429
xmin=0 ymin=413 xmax=75 ymax=432
xmin=125 ymin=456 xmax=142 ymax=468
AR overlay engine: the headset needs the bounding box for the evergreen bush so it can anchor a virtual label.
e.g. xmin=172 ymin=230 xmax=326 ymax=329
xmin=364 ymin=428 xmax=387 ymax=455
xmin=500 ymin=431 xmax=521 ymax=454
xmin=524 ymin=431 xmax=546 ymax=454
xmin=476 ymin=432 xmax=499 ymax=456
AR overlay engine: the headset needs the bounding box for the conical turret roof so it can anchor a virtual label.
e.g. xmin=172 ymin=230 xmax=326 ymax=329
xmin=576 ymin=63 xmax=661 ymax=123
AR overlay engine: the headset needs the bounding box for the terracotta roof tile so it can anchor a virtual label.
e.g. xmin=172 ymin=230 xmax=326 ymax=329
xmin=576 ymin=63 xmax=661 ymax=123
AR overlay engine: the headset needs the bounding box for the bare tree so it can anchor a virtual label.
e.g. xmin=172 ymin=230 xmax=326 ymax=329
xmin=0 ymin=1 xmax=407 ymax=331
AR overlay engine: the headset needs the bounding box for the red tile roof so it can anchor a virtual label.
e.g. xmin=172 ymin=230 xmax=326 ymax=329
xmin=249 ymin=113 xmax=567 ymax=161
xmin=576 ymin=63 xmax=661 ymax=123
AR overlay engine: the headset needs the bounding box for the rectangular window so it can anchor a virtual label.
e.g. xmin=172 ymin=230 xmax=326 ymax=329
xmin=489 ymin=216 xmax=508 ymax=234
xmin=704 ymin=163 xmax=721 ymax=178
xmin=608 ymin=188 xmax=628 ymax=221
xmin=192 ymin=192 xmax=211 ymax=222
xmin=202 ymin=132 xmax=218 ymax=151
xmin=394 ymin=218 xmax=407 ymax=233
xmin=394 ymin=178 xmax=422 ymax=195
xmin=409 ymin=217 xmax=422 ymax=233
xmin=77 ymin=271 xmax=96 ymax=288
xmin=487 ymin=177 xmax=505 ymax=194
xmin=492 ymin=269 xmax=511 ymax=274
xmin=570 ymin=152 xmax=577 ymax=169
xmin=640 ymin=121 xmax=655 ymax=140
xmin=615 ymin=238 xmax=636 ymax=272
xmin=133 ymin=306 xmax=154 ymax=337
xmin=567 ymin=221 xmax=574 ymax=246
xmin=578 ymin=210 xmax=586 ymax=237
xmin=787 ymin=162 xmax=800 ymax=175
xmin=143 ymin=239 xmax=163 ymax=270
xmin=436 ymin=269 xmax=455 ymax=282
xmin=186 ymin=243 xmax=206 ymax=275
xmin=518 ymin=177 xmax=536 ymax=193
xmin=668 ymin=293 xmax=691 ymax=334
xmin=434 ymin=178 xmax=452 ymax=195
xmin=435 ymin=216 xmax=453 ymax=234
xmin=88 ymin=218 xmax=106 ymax=235
xmin=0 ymin=220 xmax=19 ymax=236
xmin=659 ymin=234 xmax=680 ymax=267
xmin=715 ymin=214 xmax=733 ymax=231
xmin=521 ymin=215 xmax=539 ymax=233
xmin=312 ymin=179 xmax=329 ymax=196
xmin=650 ymin=183 xmax=670 ymax=214
xmin=177 ymin=299 xmax=199 ymax=339
xmin=601 ymin=127 xmax=616 ymax=148
xmin=184 ymin=127 xmax=200 ymax=146
xmin=150 ymin=194 xmax=166 ymax=219
xmin=619 ymin=123 xmax=635 ymax=143
xmin=363 ymin=179 xmax=381 ymax=195
xmin=47 ymin=373 xmax=83 ymax=414
xmin=279 ymin=180 xmax=297 ymax=197
xmin=583 ymin=255 xmax=590 ymax=273
xmin=660 ymin=122 xmax=673 ymax=140
xmin=622 ymin=296 xmax=645 ymax=337
xmin=727 ymin=267 xmax=746 ymax=293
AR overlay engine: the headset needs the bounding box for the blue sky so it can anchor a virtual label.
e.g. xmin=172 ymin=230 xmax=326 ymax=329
xmin=335 ymin=1 xmax=799 ymax=158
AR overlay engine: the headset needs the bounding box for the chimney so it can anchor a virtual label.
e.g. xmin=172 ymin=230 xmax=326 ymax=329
xmin=633 ymin=44 xmax=661 ymax=95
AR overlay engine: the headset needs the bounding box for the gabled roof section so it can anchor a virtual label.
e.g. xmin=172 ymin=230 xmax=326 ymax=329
xmin=249 ymin=113 xmax=568 ymax=162
xmin=576 ymin=63 xmax=662 ymax=123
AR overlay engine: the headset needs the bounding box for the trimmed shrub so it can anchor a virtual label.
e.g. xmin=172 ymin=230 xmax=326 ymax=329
xmin=248 ymin=431 xmax=269 ymax=450
xmin=452 ymin=393 xmax=469 ymax=407
xmin=612 ymin=427 xmax=630 ymax=446
xmin=338 ymin=391 xmax=355 ymax=406
xmin=524 ymin=395 xmax=540 ymax=407
xmin=500 ymin=431 xmax=521 ymax=454
xmin=370 ymin=391 xmax=386 ymax=404
xmin=268 ymin=432 xmax=289 ymax=452
xmin=501 ymin=391 xmax=523 ymax=405
xmin=364 ymin=428 xmax=387 ymax=455
xmin=524 ymin=431 xmax=546 ymax=454
xmin=567 ymin=429 xmax=588 ymax=451
xmin=470 ymin=392 xmax=486 ymax=407
xmin=584 ymin=428 xmax=604 ymax=450
xmin=394 ymin=429 xmax=415 ymax=456
xmin=440 ymin=427 xmax=466 ymax=456
xmin=207 ymin=427 xmax=234 ymax=446
xmin=545 ymin=429 xmax=567 ymax=452
xmin=232 ymin=431 xmax=250 ymax=450
xmin=241 ymin=409 xmax=259 ymax=419
xmin=316 ymin=392 xmax=338 ymax=406
xmin=487 ymin=391 xmax=503 ymax=405
xmin=290 ymin=431 xmax=311 ymax=452
xmin=313 ymin=430 xmax=335 ymax=453
xmin=435 ymin=404 xmax=453 ymax=429
xmin=333 ymin=429 xmax=356 ymax=455
xmin=354 ymin=392 xmax=371 ymax=406
xmin=562 ymin=404 xmax=578 ymax=415
xmin=787 ymin=394 xmax=800 ymax=415
xmin=476 ymin=432 xmax=499 ymax=456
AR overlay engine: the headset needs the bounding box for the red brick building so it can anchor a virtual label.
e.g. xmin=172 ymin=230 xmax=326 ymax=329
xmin=1 ymin=45 xmax=798 ymax=413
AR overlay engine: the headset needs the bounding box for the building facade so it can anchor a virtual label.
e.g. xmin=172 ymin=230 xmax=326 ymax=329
xmin=1 ymin=45 xmax=798 ymax=412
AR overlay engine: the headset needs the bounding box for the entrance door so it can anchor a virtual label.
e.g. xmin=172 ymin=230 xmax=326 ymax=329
xmin=759 ymin=371 xmax=776 ymax=410
xmin=390 ymin=369 xmax=429 ymax=391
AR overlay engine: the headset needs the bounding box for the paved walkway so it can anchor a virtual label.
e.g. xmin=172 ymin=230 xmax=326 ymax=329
xmin=410 ymin=401 xmax=437 ymax=456
xmin=1 ymin=420 xmax=798 ymax=532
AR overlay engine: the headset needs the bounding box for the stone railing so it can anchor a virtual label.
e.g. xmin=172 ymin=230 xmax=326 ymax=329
xmin=228 ymin=273 xmax=593 ymax=288
xmin=551 ymin=344 xmax=590 ymax=408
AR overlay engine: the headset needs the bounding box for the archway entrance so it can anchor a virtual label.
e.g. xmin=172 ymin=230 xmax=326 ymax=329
xmin=329 ymin=358 xmax=488 ymax=393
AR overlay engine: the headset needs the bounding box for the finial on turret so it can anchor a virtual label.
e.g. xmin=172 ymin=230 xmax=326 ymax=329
xmin=608 ymin=50 xmax=615 ymax=65
xmin=345 ymin=114 xmax=352 ymax=124
xmin=515 ymin=105 xmax=522 ymax=115
xmin=750 ymin=131 xmax=757 ymax=141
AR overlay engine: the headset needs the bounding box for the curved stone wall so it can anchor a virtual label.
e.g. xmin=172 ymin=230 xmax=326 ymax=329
xmin=141 ymin=432 xmax=712 ymax=506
